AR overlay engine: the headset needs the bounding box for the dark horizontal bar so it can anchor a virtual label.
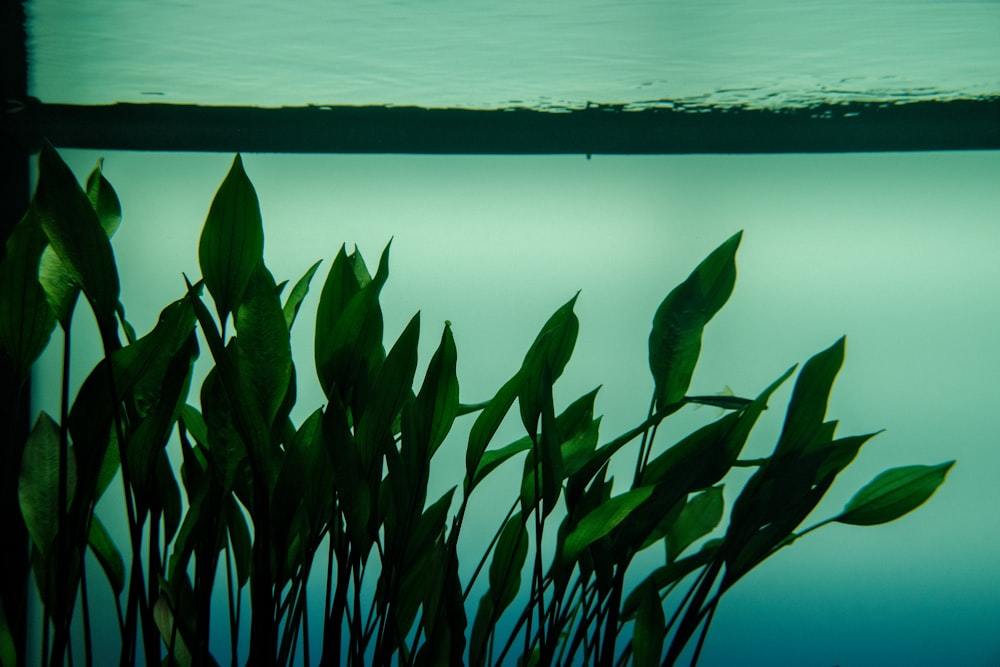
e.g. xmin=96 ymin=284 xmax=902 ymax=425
xmin=10 ymin=97 xmax=1000 ymax=155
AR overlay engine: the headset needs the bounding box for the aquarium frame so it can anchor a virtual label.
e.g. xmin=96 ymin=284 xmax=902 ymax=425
xmin=10 ymin=97 xmax=1000 ymax=156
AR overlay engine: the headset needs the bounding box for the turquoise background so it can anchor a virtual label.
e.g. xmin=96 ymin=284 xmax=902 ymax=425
xmin=30 ymin=150 xmax=1000 ymax=665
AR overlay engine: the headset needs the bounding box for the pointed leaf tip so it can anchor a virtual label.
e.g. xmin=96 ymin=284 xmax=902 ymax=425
xmin=837 ymin=461 xmax=955 ymax=526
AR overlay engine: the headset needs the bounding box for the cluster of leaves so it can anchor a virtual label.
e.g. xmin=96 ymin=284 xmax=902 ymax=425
xmin=0 ymin=144 xmax=954 ymax=667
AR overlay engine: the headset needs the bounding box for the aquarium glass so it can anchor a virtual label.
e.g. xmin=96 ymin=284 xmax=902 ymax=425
xmin=19 ymin=0 xmax=1000 ymax=665
xmin=28 ymin=149 xmax=1000 ymax=666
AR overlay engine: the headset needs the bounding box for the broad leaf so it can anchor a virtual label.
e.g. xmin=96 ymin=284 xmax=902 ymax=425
xmin=85 ymin=157 xmax=122 ymax=237
xmin=18 ymin=412 xmax=76 ymax=556
xmin=34 ymin=142 xmax=120 ymax=334
xmin=413 ymin=322 xmax=460 ymax=460
xmin=198 ymin=154 xmax=264 ymax=327
xmin=465 ymin=373 xmax=521 ymax=490
xmin=314 ymin=243 xmax=390 ymax=401
xmin=666 ymin=485 xmax=725 ymax=563
xmin=0 ymin=205 xmax=56 ymax=383
xmin=837 ymin=462 xmax=955 ymax=526
xmin=518 ymin=293 xmax=579 ymax=435
xmin=633 ymin=584 xmax=666 ymax=667
xmin=773 ymin=336 xmax=845 ymax=460
xmin=488 ymin=511 xmax=528 ymax=613
xmin=649 ymin=232 xmax=740 ymax=408
xmin=563 ymin=486 xmax=655 ymax=562
xmin=235 ymin=263 xmax=292 ymax=428
xmin=88 ymin=514 xmax=125 ymax=595
xmin=356 ymin=312 xmax=419 ymax=470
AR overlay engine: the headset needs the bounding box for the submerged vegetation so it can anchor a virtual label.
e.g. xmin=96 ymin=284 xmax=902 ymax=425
xmin=0 ymin=144 xmax=953 ymax=666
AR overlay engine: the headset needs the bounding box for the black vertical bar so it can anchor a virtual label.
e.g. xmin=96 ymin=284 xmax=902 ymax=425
xmin=1 ymin=0 xmax=32 ymax=665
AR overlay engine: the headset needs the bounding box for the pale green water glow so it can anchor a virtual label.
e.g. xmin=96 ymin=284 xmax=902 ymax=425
xmin=30 ymin=150 xmax=1000 ymax=665
xmin=27 ymin=0 xmax=1000 ymax=108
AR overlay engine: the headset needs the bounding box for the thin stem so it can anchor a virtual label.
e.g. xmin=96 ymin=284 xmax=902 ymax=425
xmin=51 ymin=325 xmax=71 ymax=666
xmin=301 ymin=583 xmax=311 ymax=667
xmin=689 ymin=596 xmax=719 ymax=667
xmin=79 ymin=553 xmax=93 ymax=667
xmin=632 ymin=395 xmax=657 ymax=487
xmin=225 ymin=536 xmax=238 ymax=667
xmin=462 ymin=498 xmax=519 ymax=600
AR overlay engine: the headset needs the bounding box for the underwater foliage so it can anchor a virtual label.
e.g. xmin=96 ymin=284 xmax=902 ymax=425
xmin=0 ymin=144 xmax=954 ymax=667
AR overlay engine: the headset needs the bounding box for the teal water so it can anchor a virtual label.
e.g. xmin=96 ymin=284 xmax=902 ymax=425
xmin=27 ymin=0 xmax=1000 ymax=108
xmin=29 ymin=150 xmax=1000 ymax=665
xmin=23 ymin=0 xmax=1000 ymax=663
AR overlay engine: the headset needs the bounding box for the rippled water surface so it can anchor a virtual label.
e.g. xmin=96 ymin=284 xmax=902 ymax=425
xmin=28 ymin=0 xmax=1000 ymax=108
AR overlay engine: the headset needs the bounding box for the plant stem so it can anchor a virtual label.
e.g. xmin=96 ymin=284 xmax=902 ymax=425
xmin=79 ymin=556 xmax=93 ymax=667
xmin=51 ymin=325 xmax=71 ymax=667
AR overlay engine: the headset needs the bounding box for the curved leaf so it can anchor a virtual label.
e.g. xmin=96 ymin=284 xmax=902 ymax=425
xmin=413 ymin=322 xmax=460 ymax=460
xmin=0 ymin=206 xmax=56 ymax=383
xmin=836 ymin=461 xmax=955 ymax=526
xmin=666 ymin=485 xmax=724 ymax=563
xmin=235 ymin=264 xmax=292 ymax=428
xmin=649 ymin=232 xmax=740 ymax=408
xmin=563 ymin=486 xmax=655 ymax=563
xmin=774 ymin=336 xmax=845 ymax=460
xmin=518 ymin=293 xmax=579 ymax=435
xmin=356 ymin=311 xmax=419 ymax=469
xmin=18 ymin=412 xmax=76 ymax=556
xmin=633 ymin=584 xmax=666 ymax=667
xmin=282 ymin=259 xmax=322 ymax=330
xmin=314 ymin=243 xmax=390 ymax=401
xmin=465 ymin=373 xmax=521 ymax=490
xmin=85 ymin=157 xmax=122 ymax=237
xmin=198 ymin=154 xmax=264 ymax=326
xmin=35 ymin=142 xmax=120 ymax=333
xmin=88 ymin=515 xmax=125 ymax=595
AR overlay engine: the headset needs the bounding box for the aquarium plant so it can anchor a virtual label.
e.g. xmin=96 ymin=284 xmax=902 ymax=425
xmin=0 ymin=143 xmax=954 ymax=667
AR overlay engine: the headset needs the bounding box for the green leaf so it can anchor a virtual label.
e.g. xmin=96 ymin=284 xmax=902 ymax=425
xmin=18 ymin=412 xmax=75 ymax=556
xmin=621 ymin=539 xmax=721 ymax=619
xmin=836 ymin=462 xmax=955 ymax=526
xmin=314 ymin=243 xmax=390 ymax=401
xmin=157 ymin=452 xmax=183 ymax=547
xmin=125 ymin=332 xmax=198 ymax=502
xmin=38 ymin=244 xmax=81 ymax=327
xmin=413 ymin=321 xmax=460 ymax=460
xmin=0 ymin=598 xmax=16 ymax=667
xmin=518 ymin=293 xmax=579 ymax=435
xmin=476 ymin=388 xmax=599 ymax=493
xmin=773 ymin=336 xmax=845 ymax=460
xmin=198 ymin=154 xmax=264 ymax=327
xmin=489 ymin=511 xmax=528 ymax=612
xmin=563 ymin=486 xmax=655 ymax=563
xmin=85 ymin=157 xmax=122 ymax=237
xmin=465 ymin=373 xmax=521 ymax=491
xmin=187 ymin=279 xmax=271 ymax=483
xmin=314 ymin=246 xmax=362 ymax=380
xmin=0 ymin=205 xmax=56 ymax=383
xmin=356 ymin=311 xmax=420 ymax=469
xmin=633 ymin=584 xmax=666 ymax=667
xmin=88 ymin=515 xmax=125 ymax=595
xmin=34 ymin=142 xmax=120 ymax=334
xmin=282 ymin=259 xmax=322 ymax=330
xmin=153 ymin=596 xmax=193 ymax=667
xmin=649 ymin=232 xmax=740 ymax=408
xmin=235 ymin=264 xmax=293 ymax=428
xmin=226 ymin=495 xmax=253 ymax=587
xmin=535 ymin=365 xmax=563 ymax=516
xmin=666 ymin=486 xmax=725 ymax=562
xmin=41 ymin=157 xmax=125 ymax=329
